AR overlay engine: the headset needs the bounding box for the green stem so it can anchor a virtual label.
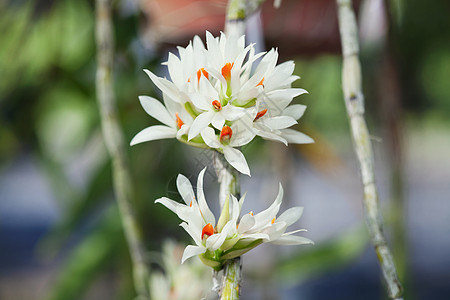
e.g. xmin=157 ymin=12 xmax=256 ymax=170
xmin=95 ymin=0 xmax=149 ymax=298
xmin=335 ymin=0 xmax=403 ymax=298
xmin=221 ymin=258 xmax=242 ymax=300
xmin=213 ymin=152 xmax=241 ymax=300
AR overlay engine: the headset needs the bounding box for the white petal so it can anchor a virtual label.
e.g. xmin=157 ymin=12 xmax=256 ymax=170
xmin=282 ymin=104 xmax=307 ymax=121
xmin=200 ymin=127 xmax=221 ymax=148
xmin=221 ymin=105 xmax=246 ymax=121
xmin=240 ymin=232 xmax=269 ymax=241
xmin=211 ymin=113 xmax=225 ymax=130
xmin=167 ymin=52 xmax=184 ymax=87
xmin=138 ymin=96 xmax=174 ymax=127
xmin=176 ymin=124 xmax=190 ymax=140
xmin=188 ymin=111 xmax=214 ymax=141
xmin=253 ymin=183 xmax=283 ymax=228
xmin=206 ymin=31 xmax=223 ymax=69
xmin=230 ymin=195 xmax=240 ymax=223
xmin=262 ymin=116 xmax=297 ymax=130
xmin=130 ymin=126 xmax=177 ymax=145
xmin=271 ymin=235 xmax=314 ymax=246
xmin=197 ymin=167 xmax=215 ymax=225
xmin=237 ymin=213 xmax=255 ymax=233
xmin=180 ymin=222 xmax=202 ymax=246
xmin=143 ymin=69 xmax=183 ymax=103
xmin=190 ymin=93 xmax=212 ymax=111
xmin=280 ymin=129 xmax=314 ymax=144
xmin=176 ymin=174 xmax=196 ymax=206
xmin=265 ymin=221 xmax=288 ymax=241
xmin=238 ymin=193 xmax=247 ymax=212
xmin=205 ymin=223 xmax=230 ymax=251
xmin=181 ymin=245 xmax=205 ymax=263
xmin=264 ymin=88 xmax=308 ymax=112
xmin=264 ymin=60 xmax=296 ymax=91
xmin=254 ymin=128 xmax=288 ymax=145
xmin=154 ymin=197 xmax=183 ymax=214
xmin=230 ymin=119 xmax=256 ymax=147
xmin=206 ymin=68 xmax=227 ymax=90
xmin=198 ymin=75 xmax=219 ymax=99
xmin=276 ymin=207 xmax=304 ymax=227
xmin=223 ymin=146 xmax=251 ymax=176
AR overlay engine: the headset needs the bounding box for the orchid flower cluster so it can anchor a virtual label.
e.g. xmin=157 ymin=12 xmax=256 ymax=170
xmin=156 ymin=168 xmax=313 ymax=270
xmin=130 ymin=31 xmax=313 ymax=176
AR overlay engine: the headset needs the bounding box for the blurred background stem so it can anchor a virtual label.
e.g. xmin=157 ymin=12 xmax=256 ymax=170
xmin=95 ymin=0 xmax=150 ymax=298
xmin=335 ymin=0 xmax=403 ymax=299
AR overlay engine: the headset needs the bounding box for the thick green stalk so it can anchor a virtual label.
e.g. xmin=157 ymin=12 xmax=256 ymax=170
xmin=95 ymin=0 xmax=149 ymax=298
xmin=213 ymin=153 xmax=241 ymax=300
xmin=335 ymin=0 xmax=403 ymax=298
xmin=221 ymin=258 xmax=242 ymax=300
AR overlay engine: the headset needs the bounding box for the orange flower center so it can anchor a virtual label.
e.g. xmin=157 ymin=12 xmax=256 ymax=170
xmin=176 ymin=113 xmax=184 ymax=129
xmin=220 ymin=125 xmax=233 ymax=144
xmin=221 ymin=62 xmax=234 ymax=81
xmin=197 ymin=68 xmax=209 ymax=82
xmin=212 ymin=100 xmax=222 ymax=111
xmin=201 ymin=223 xmax=214 ymax=239
xmin=257 ymin=77 xmax=264 ymax=87
xmin=254 ymin=109 xmax=267 ymax=121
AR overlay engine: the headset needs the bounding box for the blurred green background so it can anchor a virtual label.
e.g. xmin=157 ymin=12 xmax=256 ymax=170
xmin=0 ymin=0 xmax=449 ymax=299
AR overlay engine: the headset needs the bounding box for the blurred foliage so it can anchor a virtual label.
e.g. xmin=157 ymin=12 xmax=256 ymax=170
xmin=0 ymin=0 xmax=449 ymax=299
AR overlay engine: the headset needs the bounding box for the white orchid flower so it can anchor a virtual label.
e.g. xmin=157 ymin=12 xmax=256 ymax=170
xmin=130 ymin=94 xmax=193 ymax=146
xmin=155 ymin=168 xmax=234 ymax=269
xmin=251 ymin=87 xmax=314 ymax=145
xmin=201 ymin=120 xmax=255 ymax=176
xmin=155 ymin=168 xmax=313 ymax=269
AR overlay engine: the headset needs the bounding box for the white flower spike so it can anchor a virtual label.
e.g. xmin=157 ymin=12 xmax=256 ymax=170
xmin=155 ymin=168 xmax=313 ymax=269
xmin=131 ymin=31 xmax=313 ymax=175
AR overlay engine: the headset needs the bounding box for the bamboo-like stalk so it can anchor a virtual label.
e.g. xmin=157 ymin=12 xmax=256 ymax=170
xmin=215 ymin=1 xmax=269 ymax=298
xmin=213 ymin=153 xmax=241 ymax=300
xmin=225 ymin=0 xmax=266 ymax=39
xmin=335 ymin=0 xmax=403 ymax=298
xmin=95 ymin=0 xmax=150 ymax=298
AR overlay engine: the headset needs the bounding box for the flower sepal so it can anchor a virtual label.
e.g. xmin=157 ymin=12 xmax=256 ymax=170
xmin=200 ymin=250 xmax=224 ymax=271
xmin=221 ymin=239 xmax=264 ymax=260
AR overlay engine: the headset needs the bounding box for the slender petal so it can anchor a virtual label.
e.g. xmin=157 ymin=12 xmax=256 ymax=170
xmin=130 ymin=125 xmax=176 ymax=145
xmin=196 ymin=168 xmax=215 ymax=225
xmin=200 ymin=127 xmax=221 ymax=148
xmin=176 ymin=174 xmax=196 ymax=206
xmin=180 ymin=222 xmax=202 ymax=246
xmin=282 ymin=104 xmax=307 ymax=121
xmin=144 ymin=69 xmax=183 ymax=103
xmin=181 ymin=245 xmax=206 ymax=263
xmin=188 ymin=111 xmax=214 ymax=141
xmin=271 ymin=235 xmax=314 ymax=246
xmin=280 ymin=129 xmax=314 ymax=144
xmin=223 ymin=146 xmax=251 ymax=176
xmin=277 ymin=207 xmax=304 ymax=227
xmin=138 ymin=96 xmax=174 ymax=127
xmin=262 ymin=116 xmax=297 ymax=130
